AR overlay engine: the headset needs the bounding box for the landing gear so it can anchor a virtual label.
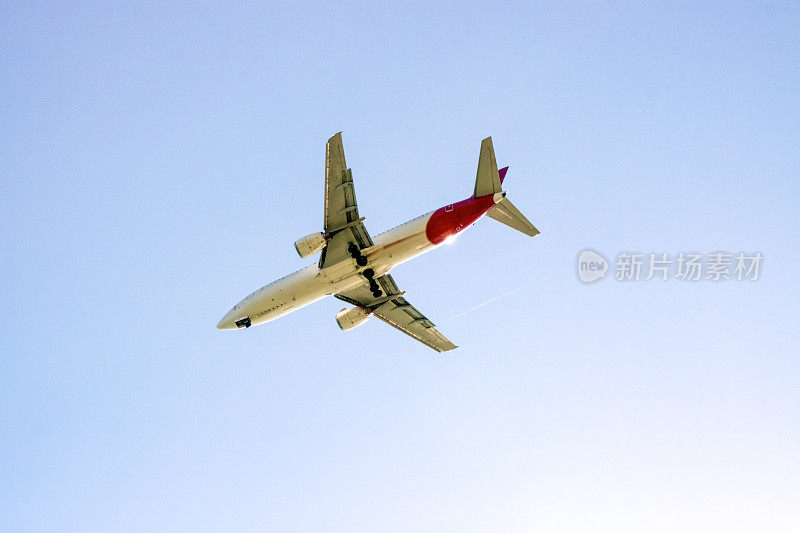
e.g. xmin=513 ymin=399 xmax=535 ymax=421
xmin=370 ymin=280 xmax=383 ymax=298
xmin=349 ymin=242 xmax=369 ymax=267
xmin=355 ymin=250 xmax=381 ymax=297
xmin=365 ymin=270 xmax=382 ymax=297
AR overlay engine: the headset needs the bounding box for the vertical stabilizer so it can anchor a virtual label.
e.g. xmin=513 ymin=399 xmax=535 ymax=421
xmin=473 ymin=137 xmax=502 ymax=197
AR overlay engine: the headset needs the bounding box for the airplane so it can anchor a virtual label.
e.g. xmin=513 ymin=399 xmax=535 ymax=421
xmin=217 ymin=133 xmax=539 ymax=352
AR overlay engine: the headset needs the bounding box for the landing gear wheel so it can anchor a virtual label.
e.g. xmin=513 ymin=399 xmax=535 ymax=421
xmin=356 ymin=255 xmax=368 ymax=266
xmin=372 ymin=289 xmax=383 ymax=298
xmin=363 ymin=268 xmax=374 ymax=279
xmin=347 ymin=243 xmax=359 ymax=257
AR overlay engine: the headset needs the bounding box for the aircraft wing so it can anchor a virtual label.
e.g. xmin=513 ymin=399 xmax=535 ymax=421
xmin=320 ymin=132 xmax=374 ymax=268
xmin=335 ymin=274 xmax=457 ymax=353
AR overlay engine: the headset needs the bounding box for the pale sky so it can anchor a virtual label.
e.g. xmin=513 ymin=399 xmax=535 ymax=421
xmin=2 ymin=2 xmax=799 ymax=531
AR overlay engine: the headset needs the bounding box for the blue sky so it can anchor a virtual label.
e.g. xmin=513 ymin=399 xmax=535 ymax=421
xmin=2 ymin=2 xmax=799 ymax=531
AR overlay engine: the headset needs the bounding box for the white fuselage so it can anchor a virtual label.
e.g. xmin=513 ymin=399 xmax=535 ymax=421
xmin=217 ymin=211 xmax=439 ymax=329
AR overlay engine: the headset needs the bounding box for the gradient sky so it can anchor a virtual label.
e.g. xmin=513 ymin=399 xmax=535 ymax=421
xmin=2 ymin=2 xmax=799 ymax=531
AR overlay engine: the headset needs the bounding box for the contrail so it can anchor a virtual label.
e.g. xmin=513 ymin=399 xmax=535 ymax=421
xmin=449 ymin=279 xmax=544 ymax=320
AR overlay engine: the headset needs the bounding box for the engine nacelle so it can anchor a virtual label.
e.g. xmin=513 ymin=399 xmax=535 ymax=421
xmin=294 ymin=232 xmax=326 ymax=258
xmin=335 ymin=306 xmax=370 ymax=330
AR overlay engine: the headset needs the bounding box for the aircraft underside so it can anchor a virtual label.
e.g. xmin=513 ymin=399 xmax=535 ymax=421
xmin=218 ymin=133 xmax=539 ymax=352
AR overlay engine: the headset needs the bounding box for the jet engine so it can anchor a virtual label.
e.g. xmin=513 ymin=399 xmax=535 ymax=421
xmin=335 ymin=306 xmax=370 ymax=330
xmin=294 ymin=232 xmax=326 ymax=258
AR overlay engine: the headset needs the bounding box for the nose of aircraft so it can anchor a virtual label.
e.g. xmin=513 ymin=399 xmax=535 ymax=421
xmin=217 ymin=316 xmax=235 ymax=330
xmin=217 ymin=309 xmax=238 ymax=330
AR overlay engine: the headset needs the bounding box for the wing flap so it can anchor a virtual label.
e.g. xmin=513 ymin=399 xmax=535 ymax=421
xmin=372 ymin=299 xmax=457 ymax=353
xmin=334 ymin=274 xmax=457 ymax=353
xmin=320 ymin=133 xmax=373 ymax=268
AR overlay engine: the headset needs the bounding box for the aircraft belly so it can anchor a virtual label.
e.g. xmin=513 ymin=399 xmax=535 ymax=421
xmin=247 ymin=265 xmax=326 ymax=325
xmin=231 ymin=213 xmax=440 ymax=327
xmin=372 ymin=212 xmax=436 ymax=269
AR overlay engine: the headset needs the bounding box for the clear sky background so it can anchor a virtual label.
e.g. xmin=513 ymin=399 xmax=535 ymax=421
xmin=2 ymin=2 xmax=799 ymax=531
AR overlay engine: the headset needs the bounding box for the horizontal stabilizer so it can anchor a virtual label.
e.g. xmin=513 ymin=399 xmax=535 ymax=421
xmin=487 ymin=198 xmax=540 ymax=237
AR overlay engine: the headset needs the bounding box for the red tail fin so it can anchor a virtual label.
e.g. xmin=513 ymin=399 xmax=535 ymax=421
xmin=499 ymin=166 xmax=509 ymax=185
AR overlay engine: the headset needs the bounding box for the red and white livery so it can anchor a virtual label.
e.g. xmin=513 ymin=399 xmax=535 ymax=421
xmin=217 ymin=133 xmax=539 ymax=352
